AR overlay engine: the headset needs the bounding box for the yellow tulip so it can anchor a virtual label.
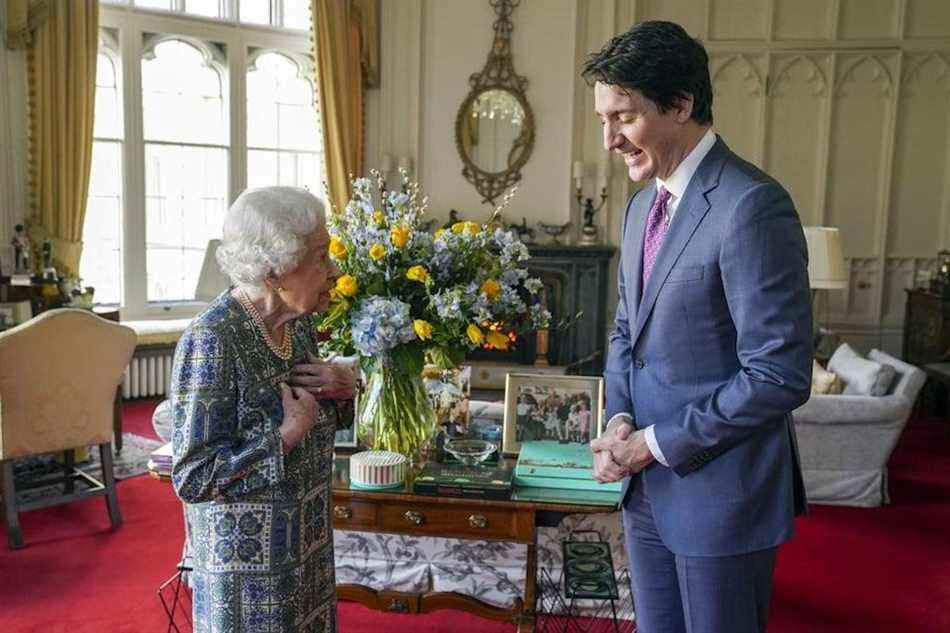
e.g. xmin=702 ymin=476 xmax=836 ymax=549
xmin=335 ymin=274 xmax=359 ymax=297
xmin=329 ymin=236 xmax=347 ymax=259
xmin=486 ymin=330 xmax=510 ymax=351
xmin=413 ymin=319 xmax=433 ymax=341
xmin=369 ymin=243 xmax=386 ymax=261
xmin=372 ymin=210 xmax=386 ymax=226
xmin=465 ymin=221 xmax=480 ymax=237
xmin=481 ymin=279 xmax=501 ymax=301
xmin=434 ymin=228 xmax=445 ymax=240
xmin=451 ymin=221 xmax=466 ymax=235
xmin=406 ymin=265 xmax=429 ymax=283
xmin=391 ymin=225 xmax=410 ymax=248
xmin=466 ymin=324 xmax=484 ymax=345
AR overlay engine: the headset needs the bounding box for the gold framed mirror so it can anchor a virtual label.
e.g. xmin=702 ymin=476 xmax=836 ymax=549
xmin=455 ymin=0 xmax=535 ymax=206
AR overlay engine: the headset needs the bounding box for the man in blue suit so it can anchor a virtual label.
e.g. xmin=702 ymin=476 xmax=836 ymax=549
xmin=586 ymin=21 xmax=812 ymax=633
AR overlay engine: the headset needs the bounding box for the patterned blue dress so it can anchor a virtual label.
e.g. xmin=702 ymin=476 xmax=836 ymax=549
xmin=171 ymin=292 xmax=337 ymax=632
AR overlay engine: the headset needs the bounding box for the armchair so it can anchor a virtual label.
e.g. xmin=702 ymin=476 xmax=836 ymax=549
xmin=792 ymin=350 xmax=926 ymax=507
xmin=0 ymin=309 xmax=137 ymax=548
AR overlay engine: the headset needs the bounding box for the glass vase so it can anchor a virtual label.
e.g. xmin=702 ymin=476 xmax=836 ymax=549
xmin=358 ymin=353 xmax=436 ymax=461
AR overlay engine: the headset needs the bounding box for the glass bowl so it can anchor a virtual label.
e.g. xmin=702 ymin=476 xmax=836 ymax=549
xmin=443 ymin=438 xmax=497 ymax=466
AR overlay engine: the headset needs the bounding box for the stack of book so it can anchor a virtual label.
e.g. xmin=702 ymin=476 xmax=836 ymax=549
xmin=413 ymin=461 xmax=514 ymax=500
xmin=148 ymin=442 xmax=173 ymax=477
xmin=513 ymin=441 xmax=620 ymax=504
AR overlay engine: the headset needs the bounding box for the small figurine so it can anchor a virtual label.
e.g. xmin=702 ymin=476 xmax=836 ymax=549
xmin=12 ymin=224 xmax=31 ymax=274
xmin=442 ymin=209 xmax=461 ymax=229
xmin=41 ymin=239 xmax=57 ymax=281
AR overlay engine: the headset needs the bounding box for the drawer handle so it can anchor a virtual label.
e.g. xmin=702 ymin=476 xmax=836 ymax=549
xmin=468 ymin=514 xmax=488 ymax=529
xmin=403 ymin=510 xmax=424 ymax=526
xmin=333 ymin=505 xmax=352 ymax=520
xmin=387 ymin=599 xmax=409 ymax=613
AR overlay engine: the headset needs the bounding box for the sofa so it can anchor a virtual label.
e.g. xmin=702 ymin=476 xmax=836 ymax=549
xmin=793 ymin=349 xmax=926 ymax=507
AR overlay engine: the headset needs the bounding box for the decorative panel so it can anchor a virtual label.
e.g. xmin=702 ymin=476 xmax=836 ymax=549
xmin=826 ymin=54 xmax=896 ymax=257
xmin=888 ymin=53 xmax=950 ymax=256
xmin=772 ymin=0 xmax=834 ymax=40
xmin=905 ymin=0 xmax=950 ymax=39
xmin=638 ymin=0 xmax=706 ymax=37
xmin=710 ymin=54 xmax=765 ymax=165
xmin=882 ymin=257 xmax=937 ymax=325
xmin=838 ymin=0 xmax=900 ymax=40
xmin=765 ymin=54 xmax=829 ymax=226
xmin=708 ymin=0 xmax=767 ymax=41
xmin=827 ymin=258 xmax=879 ymax=323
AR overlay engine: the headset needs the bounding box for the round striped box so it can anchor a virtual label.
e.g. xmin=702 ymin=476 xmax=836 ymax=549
xmin=349 ymin=450 xmax=407 ymax=490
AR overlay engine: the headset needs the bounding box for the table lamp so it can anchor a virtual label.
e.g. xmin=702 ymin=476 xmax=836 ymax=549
xmin=804 ymin=227 xmax=848 ymax=353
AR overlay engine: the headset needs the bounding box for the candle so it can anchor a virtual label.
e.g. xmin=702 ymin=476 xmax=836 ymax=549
xmin=398 ymin=156 xmax=413 ymax=173
xmin=572 ymin=161 xmax=584 ymax=181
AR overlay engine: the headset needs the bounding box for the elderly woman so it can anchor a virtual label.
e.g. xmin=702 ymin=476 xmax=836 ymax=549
xmin=171 ymin=186 xmax=354 ymax=633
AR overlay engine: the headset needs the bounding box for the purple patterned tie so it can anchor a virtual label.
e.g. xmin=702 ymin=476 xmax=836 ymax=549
xmin=642 ymin=187 xmax=671 ymax=291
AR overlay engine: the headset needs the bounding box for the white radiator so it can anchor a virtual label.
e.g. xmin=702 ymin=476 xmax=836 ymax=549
xmin=123 ymin=351 xmax=174 ymax=399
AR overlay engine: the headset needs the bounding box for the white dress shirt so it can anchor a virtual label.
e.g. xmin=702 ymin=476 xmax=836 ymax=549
xmin=607 ymin=127 xmax=717 ymax=467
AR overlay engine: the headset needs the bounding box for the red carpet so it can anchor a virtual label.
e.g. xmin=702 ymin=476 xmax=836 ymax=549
xmin=1 ymin=399 xmax=948 ymax=632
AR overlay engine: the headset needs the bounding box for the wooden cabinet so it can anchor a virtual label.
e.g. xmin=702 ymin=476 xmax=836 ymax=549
xmin=903 ymin=289 xmax=950 ymax=366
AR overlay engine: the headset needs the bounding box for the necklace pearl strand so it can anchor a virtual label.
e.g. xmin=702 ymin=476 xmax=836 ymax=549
xmin=237 ymin=288 xmax=293 ymax=360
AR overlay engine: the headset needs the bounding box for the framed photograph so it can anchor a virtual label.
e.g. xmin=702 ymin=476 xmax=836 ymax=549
xmin=332 ymin=356 xmax=359 ymax=449
xmin=0 ymin=301 xmax=31 ymax=328
xmin=502 ymin=373 xmax=604 ymax=455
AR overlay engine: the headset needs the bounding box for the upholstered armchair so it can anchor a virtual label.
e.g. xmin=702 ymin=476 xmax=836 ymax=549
xmin=792 ymin=350 xmax=926 ymax=507
xmin=0 ymin=309 xmax=137 ymax=548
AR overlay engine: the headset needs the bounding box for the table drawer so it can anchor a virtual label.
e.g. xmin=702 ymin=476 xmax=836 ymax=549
xmin=331 ymin=499 xmax=377 ymax=529
xmin=377 ymin=502 xmax=523 ymax=540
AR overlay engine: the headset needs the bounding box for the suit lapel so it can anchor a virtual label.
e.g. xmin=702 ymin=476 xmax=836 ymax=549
xmin=631 ymin=138 xmax=729 ymax=350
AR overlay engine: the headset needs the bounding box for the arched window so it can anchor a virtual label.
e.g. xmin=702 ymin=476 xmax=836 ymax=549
xmin=142 ymin=38 xmax=228 ymax=302
xmin=80 ymin=46 xmax=123 ymax=305
xmin=246 ymin=51 xmax=323 ymax=193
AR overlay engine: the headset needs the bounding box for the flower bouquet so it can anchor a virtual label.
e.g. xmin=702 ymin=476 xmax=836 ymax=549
xmin=319 ymin=171 xmax=550 ymax=458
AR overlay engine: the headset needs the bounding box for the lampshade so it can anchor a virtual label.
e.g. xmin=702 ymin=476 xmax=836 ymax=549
xmin=804 ymin=227 xmax=848 ymax=290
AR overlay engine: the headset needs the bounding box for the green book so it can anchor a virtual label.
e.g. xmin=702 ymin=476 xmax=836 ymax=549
xmin=514 ymin=441 xmax=622 ymax=493
xmin=413 ymin=462 xmax=513 ymax=500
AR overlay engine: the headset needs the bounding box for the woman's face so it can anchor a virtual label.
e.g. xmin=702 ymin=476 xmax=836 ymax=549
xmin=275 ymin=226 xmax=340 ymax=315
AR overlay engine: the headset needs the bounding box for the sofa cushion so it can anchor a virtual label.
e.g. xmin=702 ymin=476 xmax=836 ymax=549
xmin=828 ymin=343 xmax=896 ymax=396
xmin=811 ymin=360 xmax=843 ymax=395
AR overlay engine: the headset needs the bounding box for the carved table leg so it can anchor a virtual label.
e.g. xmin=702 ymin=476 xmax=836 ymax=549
xmin=518 ymin=528 xmax=538 ymax=633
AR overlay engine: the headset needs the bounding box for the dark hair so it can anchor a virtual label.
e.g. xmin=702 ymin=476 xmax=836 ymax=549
xmin=582 ymin=21 xmax=713 ymax=125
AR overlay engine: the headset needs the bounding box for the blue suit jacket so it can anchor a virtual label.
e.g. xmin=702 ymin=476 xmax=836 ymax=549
xmin=605 ymin=136 xmax=811 ymax=557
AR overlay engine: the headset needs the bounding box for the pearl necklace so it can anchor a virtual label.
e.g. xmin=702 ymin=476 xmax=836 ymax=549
xmin=237 ymin=289 xmax=293 ymax=361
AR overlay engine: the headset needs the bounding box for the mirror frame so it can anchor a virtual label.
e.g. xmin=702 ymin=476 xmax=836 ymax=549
xmin=454 ymin=0 xmax=535 ymax=206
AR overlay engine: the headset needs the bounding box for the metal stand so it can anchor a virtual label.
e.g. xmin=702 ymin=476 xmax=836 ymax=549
xmin=158 ymin=556 xmax=193 ymax=633
xmin=535 ymin=530 xmax=635 ymax=633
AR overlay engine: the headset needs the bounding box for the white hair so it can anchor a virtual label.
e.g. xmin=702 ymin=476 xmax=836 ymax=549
xmin=216 ymin=186 xmax=325 ymax=290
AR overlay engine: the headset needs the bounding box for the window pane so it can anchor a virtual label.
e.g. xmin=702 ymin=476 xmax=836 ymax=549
xmin=247 ymin=148 xmax=320 ymax=192
xmin=247 ymin=51 xmax=321 ymax=155
xmin=135 ymin=0 xmax=173 ymax=10
xmin=282 ymin=0 xmax=310 ymax=29
xmin=240 ymin=0 xmax=270 ymax=25
xmin=142 ymin=39 xmax=227 ymax=145
xmin=94 ymin=53 xmax=122 ymax=140
xmin=81 ymin=141 xmax=124 ymax=305
xmin=185 ymin=0 xmax=223 ymax=19
xmin=145 ymin=144 xmax=228 ymax=301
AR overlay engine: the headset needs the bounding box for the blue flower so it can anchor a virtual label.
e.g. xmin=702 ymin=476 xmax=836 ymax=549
xmin=351 ymin=296 xmax=416 ymax=355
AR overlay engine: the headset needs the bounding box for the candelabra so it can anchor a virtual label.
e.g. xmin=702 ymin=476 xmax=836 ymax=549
xmin=573 ymin=160 xmax=609 ymax=246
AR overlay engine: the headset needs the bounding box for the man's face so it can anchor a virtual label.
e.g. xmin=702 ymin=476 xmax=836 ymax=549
xmin=594 ymin=82 xmax=693 ymax=182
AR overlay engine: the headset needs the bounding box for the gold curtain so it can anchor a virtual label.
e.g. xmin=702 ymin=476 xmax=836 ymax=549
xmin=312 ymin=0 xmax=377 ymax=213
xmin=12 ymin=0 xmax=98 ymax=275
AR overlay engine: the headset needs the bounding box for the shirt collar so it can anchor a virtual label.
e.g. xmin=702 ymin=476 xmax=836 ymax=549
xmin=656 ymin=127 xmax=716 ymax=200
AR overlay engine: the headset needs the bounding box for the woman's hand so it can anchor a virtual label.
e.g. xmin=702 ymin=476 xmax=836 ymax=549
xmin=279 ymin=382 xmax=319 ymax=451
xmin=290 ymin=352 xmax=357 ymax=400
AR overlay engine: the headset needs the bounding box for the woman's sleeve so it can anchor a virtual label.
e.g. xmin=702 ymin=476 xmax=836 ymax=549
xmin=170 ymin=325 xmax=285 ymax=503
